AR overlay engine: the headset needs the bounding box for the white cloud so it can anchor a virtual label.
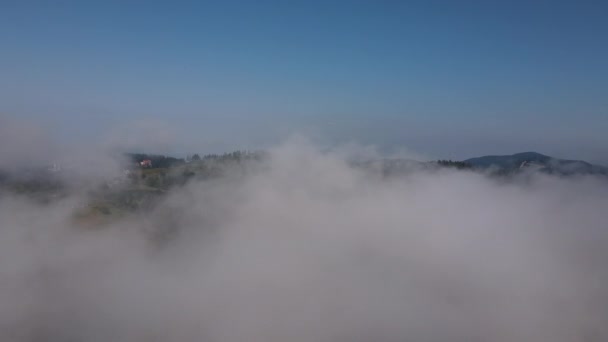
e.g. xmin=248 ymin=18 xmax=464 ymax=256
xmin=0 ymin=139 xmax=607 ymax=341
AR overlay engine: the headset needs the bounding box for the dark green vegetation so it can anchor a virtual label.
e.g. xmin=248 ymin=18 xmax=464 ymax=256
xmin=126 ymin=151 xmax=260 ymax=169
xmin=78 ymin=151 xmax=265 ymax=223
xmin=465 ymin=152 xmax=608 ymax=175
xmin=435 ymin=160 xmax=472 ymax=169
xmin=0 ymin=169 xmax=66 ymax=203
xmin=127 ymin=150 xmax=265 ymax=188
xmin=0 ymin=151 xmax=265 ymax=225
xmin=1 ymin=150 xmax=605 ymax=225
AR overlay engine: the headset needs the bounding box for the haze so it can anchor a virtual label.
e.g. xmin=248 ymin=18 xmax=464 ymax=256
xmin=1 ymin=1 xmax=608 ymax=342
xmin=1 ymin=1 xmax=607 ymax=162
xmin=1 ymin=135 xmax=608 ymax=341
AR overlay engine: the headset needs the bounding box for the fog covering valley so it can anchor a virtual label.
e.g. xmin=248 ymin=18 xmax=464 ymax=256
xmin=0 ymin=122 xmax=607 ymax=342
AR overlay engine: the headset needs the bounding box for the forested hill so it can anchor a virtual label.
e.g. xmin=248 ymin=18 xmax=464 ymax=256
xmin=465 ymin=152 xmax=608 ymax=175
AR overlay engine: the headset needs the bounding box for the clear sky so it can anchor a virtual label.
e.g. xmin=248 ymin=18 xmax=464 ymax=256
xmin=1 ymin=1 xmax=607 ymax=162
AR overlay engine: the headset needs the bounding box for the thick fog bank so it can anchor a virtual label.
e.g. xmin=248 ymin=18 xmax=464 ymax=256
xmin=1 ymin=142 xmax=607 ymax=342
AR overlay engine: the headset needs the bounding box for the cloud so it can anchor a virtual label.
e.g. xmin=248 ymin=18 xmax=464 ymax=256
xmin=0 ymin=116 xmax=58 ymax=170
xmin=102 ymin=119 xmax=178 ymax=154
xmin=0 ymin=139 xmax=607 ymax=341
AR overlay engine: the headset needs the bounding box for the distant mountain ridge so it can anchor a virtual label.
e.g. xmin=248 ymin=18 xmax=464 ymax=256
xmin=464 ymin=152 xmax=607 ymax=175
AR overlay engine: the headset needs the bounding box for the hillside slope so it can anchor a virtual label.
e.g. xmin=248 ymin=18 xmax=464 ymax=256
xmin=465 ymin=152 xmax=607 ymax=175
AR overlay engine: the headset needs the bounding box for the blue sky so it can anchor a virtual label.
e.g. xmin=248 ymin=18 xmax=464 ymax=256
xmin=1 ymin=1 xmax=607 ymax=162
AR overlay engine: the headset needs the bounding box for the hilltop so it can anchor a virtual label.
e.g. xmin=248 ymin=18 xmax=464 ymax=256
xmin=464 ymin=152 xmax=608 ymax=175
xmin=1 ymin=149 xmax=606 ymax=225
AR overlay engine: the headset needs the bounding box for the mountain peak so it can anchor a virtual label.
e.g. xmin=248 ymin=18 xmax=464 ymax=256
xmin=511 ymin=152 xmax=549 ymax=159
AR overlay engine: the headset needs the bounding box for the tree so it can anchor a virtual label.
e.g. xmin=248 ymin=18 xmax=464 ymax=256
xmin=192 ymin=154 xmax=201 ymax=161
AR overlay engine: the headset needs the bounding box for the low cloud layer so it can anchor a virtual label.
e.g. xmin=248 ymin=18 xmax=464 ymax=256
xmin=0 ymin=117 xmax=58 ymax=171
xmin=1 ymin=137 xmax=607 ymax=341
